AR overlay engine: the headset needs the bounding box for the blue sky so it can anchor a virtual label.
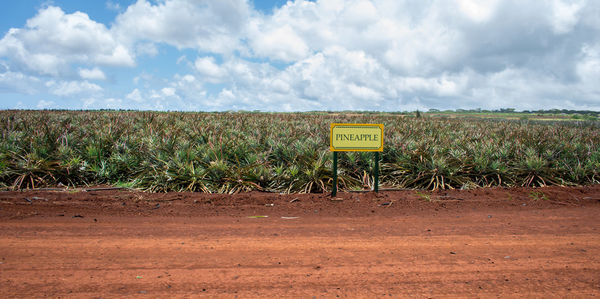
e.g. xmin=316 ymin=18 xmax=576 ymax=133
xmin=1 ymin=0 xmax=599 ymax=111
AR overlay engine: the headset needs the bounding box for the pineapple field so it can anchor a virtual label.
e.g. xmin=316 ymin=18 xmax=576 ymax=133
xmin=1 ymin=110 xmax=598 ymax=193
xmin=2 ymin=110 xmax=600 ymax=297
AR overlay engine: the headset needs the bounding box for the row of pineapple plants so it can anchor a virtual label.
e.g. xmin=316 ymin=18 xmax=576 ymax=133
xmin=0 ymin=110 xmax=598 ymax=193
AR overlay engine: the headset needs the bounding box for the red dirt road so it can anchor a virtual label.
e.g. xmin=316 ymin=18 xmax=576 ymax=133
xmin=1 ymin=186 xmax=599 ymax=297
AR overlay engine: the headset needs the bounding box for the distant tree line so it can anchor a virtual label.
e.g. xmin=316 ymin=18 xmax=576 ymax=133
xmin=427 ymin=108 xmax=599 ymax=116
xmin=5 ymin=108 xmax=598 ymax=116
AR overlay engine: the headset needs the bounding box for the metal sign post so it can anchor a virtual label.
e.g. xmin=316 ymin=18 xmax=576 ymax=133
xmin=330 ymin=123 xmax=384 ymax=197
xmin=332 ymin=151 xmax=338 ymax=196
xmin=374 ymin=151 xmax=379 ymax=193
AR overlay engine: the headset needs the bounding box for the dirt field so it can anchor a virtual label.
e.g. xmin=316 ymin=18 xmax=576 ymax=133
xmin=1 ymin=186 xmax=599 ymax=297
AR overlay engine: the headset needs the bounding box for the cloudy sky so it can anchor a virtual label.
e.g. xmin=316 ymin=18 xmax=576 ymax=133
xmin=0 ymin=0 xmax=599 ymax=111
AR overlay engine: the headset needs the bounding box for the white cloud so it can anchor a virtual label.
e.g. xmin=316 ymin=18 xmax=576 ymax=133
xmin=83 ymin=97 xmax=129 ymax=110
xmin=122 ymin=74 xmax=208 ymax=110
xmin=550 ymin=0 xmax=584 ymax=34
xmin=161 ymin=87 xmax=176 ymax=97
xmin=576 ymin=43 xmax=600 ymax=100
xmin=36 ymin=99 xmax=55 ymax=109
xmin=113 ymin=0 xmax=249 ymax=54
xmin=341 ymin=0 xmax=379 ymax=27
xmin=133 ymin=72 xmax=154 ymax=86
xmin=79 ymin=67 xmax=106 ymax=80
xmin=176 ymin=55 xmax=188 ymax=65
xmin=83 ymin=97 xmax=96 ymax=108
xmin=0 ymin=63 xmax=43 ymax=94
xmin=172 ymin=48 xmax=398 ymax=111
xmin=181 ymin=74 xmax=195 ymax=83
xmin=248 ymin=24 xmax=309 ymax=62
xmin=2 ymin=0 xmax=600 ymax=111
xmin=13 ymin=101 xmax=26 ymax=109
xmin=94 ymin=44 xmax=134 ymax=66
xmin=46 ymin=80 xmax=103 ymax=96
xmin=104 ymin=98 xmax=124 ymax=108
xmin=347 ymin=84 xmax=381 ymax=101
xmin=126 ymin=88 xmax=144 ymax=102
xmin=246 ymin=0 xmax=470 ymax=76
xmin=231 ymin=0 xmax=600 ymax=110
xmin=0 ymin=6 xmax=134 ymax=77
xmin=135 ymin=42 xmax=158 ymax=57
xmin=194 ymin=56 xmax=226 ymax=82
xmin=106 ymin=1 xmax=121 ymax=11
xmin=457 ymin=0 xmax=499 ymax=23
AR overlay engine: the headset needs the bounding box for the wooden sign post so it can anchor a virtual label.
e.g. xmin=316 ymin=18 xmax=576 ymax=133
xmin=330 ymin=123 xmax=384 ymax=196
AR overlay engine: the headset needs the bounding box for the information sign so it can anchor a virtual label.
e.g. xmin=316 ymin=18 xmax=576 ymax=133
xmin=330 ymin=123 xmax=384 ymax=152
xmin=329 ymin=123 xmax=384 ymax=196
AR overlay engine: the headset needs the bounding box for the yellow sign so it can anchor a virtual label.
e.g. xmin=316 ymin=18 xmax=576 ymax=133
xmin=330 ymin=123 xmax=384 ymax=152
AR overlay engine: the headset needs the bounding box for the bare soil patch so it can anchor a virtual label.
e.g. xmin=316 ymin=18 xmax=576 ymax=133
xmin=1 ymin=186 xmax=599 ymax=297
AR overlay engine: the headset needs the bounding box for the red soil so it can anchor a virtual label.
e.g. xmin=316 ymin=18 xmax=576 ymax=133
xmin=1 ymin=185 xmax=599 ymax=297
